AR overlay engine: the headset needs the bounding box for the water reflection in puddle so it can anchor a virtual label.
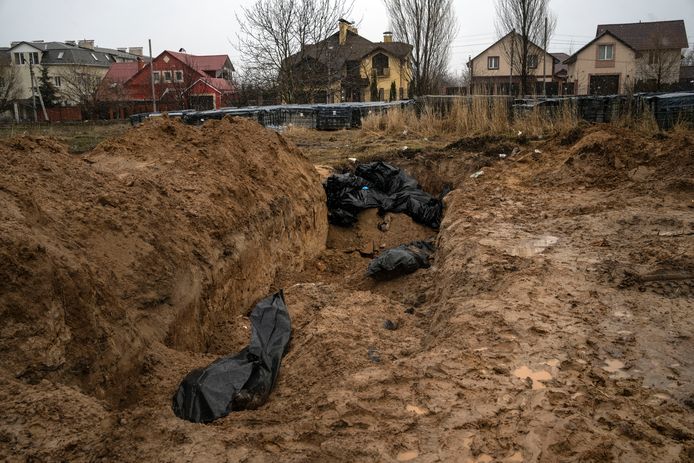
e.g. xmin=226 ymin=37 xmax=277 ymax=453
xmin=513 ymin=365 xmax=553 ymax=389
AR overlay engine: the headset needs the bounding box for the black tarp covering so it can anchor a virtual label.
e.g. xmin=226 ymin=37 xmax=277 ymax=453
xmin=324 ymin=162 xmax=443 ymax=228
xmin=172 ymin=291 xmax=291 ymax=423
xmin=366 ymin=240 xmax=435 ymax=279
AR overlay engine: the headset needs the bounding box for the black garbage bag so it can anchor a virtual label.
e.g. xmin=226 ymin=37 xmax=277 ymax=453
xmin=172 ymin=291 xmax=291 ymax=423
xmin=366 ymin=241 xmax=435 ymax=279
xmin=324 ymin=162 xmax=443 ymax=229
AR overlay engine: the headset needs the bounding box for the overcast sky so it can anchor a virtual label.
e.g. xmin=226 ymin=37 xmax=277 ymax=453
xmin=1 ymin=0 xmax=692 ymax=75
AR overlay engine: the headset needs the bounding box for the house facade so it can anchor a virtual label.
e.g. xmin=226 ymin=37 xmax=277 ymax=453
xmin=284 ymin=19 xmax=413 ymax=103
xmin=0 ymin=40 xmax=141 ymax=121
xmin=469 ymin=32 xmax=566 ymax=96
xmin=564 ymin=20 xmax=688 ymax=95
xmin=99 ymin=50 xmax=235 ymax=118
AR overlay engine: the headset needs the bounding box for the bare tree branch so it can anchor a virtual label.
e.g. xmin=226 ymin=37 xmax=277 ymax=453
xmin=495 ymin=0 xmax=555 ymax=96
xmin=383 ymin=0 xmax=457 ymax=95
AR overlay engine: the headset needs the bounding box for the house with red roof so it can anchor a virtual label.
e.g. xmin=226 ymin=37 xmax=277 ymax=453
xmin=98 ymin=50 xmax=235 ymax=118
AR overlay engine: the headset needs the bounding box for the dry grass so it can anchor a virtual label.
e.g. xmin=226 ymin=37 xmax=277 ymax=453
xmin=361 ymin=97 xmax=581 ymax=139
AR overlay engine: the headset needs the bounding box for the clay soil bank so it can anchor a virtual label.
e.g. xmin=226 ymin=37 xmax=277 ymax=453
xmin=1 ymin=120 xmax=693 ymax=462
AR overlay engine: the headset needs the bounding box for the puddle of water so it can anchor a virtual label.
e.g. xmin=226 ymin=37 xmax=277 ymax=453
xmin=603 ymin=358 xmax=630 ymax=379
xmin=397 ymin=450 xmax=419 ymax=461
xmin=405 ymin=404 xmax=427 ymax=415
xmin=513 ymin=365 xmax=553 ymax=389
xmin=507 ymin=235 xmax=559 ymax=257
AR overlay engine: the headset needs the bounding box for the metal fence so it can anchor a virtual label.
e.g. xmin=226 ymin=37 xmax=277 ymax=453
xmin=418 ymin=92 xmax=694 ymax=129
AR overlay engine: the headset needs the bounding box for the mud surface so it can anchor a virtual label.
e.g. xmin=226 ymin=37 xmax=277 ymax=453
xmin=1 ymin=123 xmax=693 ymax=462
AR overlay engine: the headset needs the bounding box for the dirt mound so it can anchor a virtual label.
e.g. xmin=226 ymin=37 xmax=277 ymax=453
xmin=527 ymin=127 xmax=694 ymax=189
xmin=0 ymin=117 xmax=327 ymax=407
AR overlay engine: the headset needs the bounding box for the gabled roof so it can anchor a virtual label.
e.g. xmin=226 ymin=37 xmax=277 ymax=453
xmin=102 ymin=62 xmax=141 ymax=83
xmin=563 ymin=30 xmax=636 ymax=64
xmin=470 ymin=31 xmax=548 ymax=63
xmin=596 ymin=20 xmax=688 ymax=51
xmin=167 ymin=51 xmax=235 ymax=72
xmin=551 ymin=52 xmax=570 ymax=75
xmin=286 ymin=29 xmax=412 ymax=71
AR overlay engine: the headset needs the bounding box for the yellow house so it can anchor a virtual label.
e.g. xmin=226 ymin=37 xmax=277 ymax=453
xmin=285 ymin=19 xmax=413 ymax=103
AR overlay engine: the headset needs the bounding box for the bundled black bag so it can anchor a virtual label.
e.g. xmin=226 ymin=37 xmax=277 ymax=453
xmin=366 ymin=241 xmax=435 ymax=280
xmin=324 ymin=162 xmax=443 ymax=229
xmin=172 ymin=291 xmax=291 ymax=423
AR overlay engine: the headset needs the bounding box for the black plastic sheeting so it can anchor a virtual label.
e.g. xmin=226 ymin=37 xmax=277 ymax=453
xmin=172 ymin=291 xmax=291 ymax=423
xmin=325 ymin=162 xmax=443 ymax=229
xmin=129 ymin=100 xmax=415 ymax=130
xmin=366 ymin=240 xmax=435 ymax=279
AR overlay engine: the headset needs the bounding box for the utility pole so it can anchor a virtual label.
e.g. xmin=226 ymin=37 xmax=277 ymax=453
xmin=29 ymin=62 xmax=38 ymax=122
xmin=509 ymin=29 xmax=515 ymax=97
xmin=467 ymin=55 xmax=472 ymax=96
xmin=542 ymin=16 xmax=548 ymax=97
xmin=149 ymin=39 xmax=157 ymax=112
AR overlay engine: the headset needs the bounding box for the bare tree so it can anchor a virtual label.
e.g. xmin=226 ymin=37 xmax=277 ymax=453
xmin=237 ymin=0 xmax=353 ymax=104
xmin=683 ymin=48 xmax=694 ymax=66
xmin=636 ymin=32 xmax=686 ymax=92
xmin=59 ymin=65 xmax=104 ymax=118
xmin=0 ymin=57 xmax=21 ymax=114
xmin=383 ymin=0 xmax=457 ymax=96
xmin=495 ymin=0 xmax=555 ymax=96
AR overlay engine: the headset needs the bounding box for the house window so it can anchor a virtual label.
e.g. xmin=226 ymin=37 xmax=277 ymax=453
xmin=153 ymin=71 xmax=161 ymax=83
xmin=174 ymin=70 xmax=184 ymax=82
xmin=57 ymin=51 xmax=64 ymax=59
xmin=598 ymin=44 xmax=614 ymax=61
xmin=488 ymin=56 xmax=500 ymax=70
xmin=29 ymin=52 xmax=40 ymax=64
xmin=53 ymin=76 xmax=62 ymax=87
xmin=14 ymin=52 xmax=26 ymax=65
xmin=91 ymin=52 xmax=99 ymax=61
xmin=528 ymin=54 xmax=538 ymax=69
xmin=163 ymin=71 xmax=172 ymax=82
xmin=372 ymin=53 xmax=389 ymax=76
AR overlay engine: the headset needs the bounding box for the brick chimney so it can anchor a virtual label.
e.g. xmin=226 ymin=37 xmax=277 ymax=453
xmin=137 ymin=57 xmax=144 ymax=70
xmin=383 ymin=31 xmax=393 ymax=43
xmin=338 ymin=18 xmax=351 ymax=45
xmin=78 ymin=39 xmax=95 ymax=49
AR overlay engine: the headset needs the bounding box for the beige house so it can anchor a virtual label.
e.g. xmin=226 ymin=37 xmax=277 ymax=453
xmin=564 ymin=20 xmax=688 ymax=95
xmin=284 ymin=19 xmax=413 ymax=103
xmin=469 ymin=31 xmax=565 ymax=95
xmin=1 ymin=40 xmax=141 ymax=121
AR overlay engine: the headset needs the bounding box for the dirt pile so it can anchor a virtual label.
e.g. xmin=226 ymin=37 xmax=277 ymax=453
xmin=0 ymin=117 xmax=327 ymax=410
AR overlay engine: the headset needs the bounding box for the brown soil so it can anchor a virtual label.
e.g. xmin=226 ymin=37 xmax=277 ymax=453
xmin=1 ymin=122 xmax=693 ymax=462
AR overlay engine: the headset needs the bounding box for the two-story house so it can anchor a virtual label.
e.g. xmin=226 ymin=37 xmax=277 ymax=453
xmin=98 ymin=50 xmax=235 ymax=118
xmin=469 ymin=31 xmax=566 ymax=96
xmin=1 ymin=40 xmax=142 ymax=120
xmin=284 ymin=19 xmax=413 ymax=103
xmin=564 ymin=20 xmax=688 ymax=95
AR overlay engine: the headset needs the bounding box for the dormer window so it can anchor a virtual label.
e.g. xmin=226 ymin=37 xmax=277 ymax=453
xmin=57 ymin=51 xmax=64 ymax=59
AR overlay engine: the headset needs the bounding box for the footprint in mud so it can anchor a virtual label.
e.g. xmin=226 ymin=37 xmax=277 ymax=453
xmin=396 ymin=450 xmax=419 ymax=461
xmin=507 ymin=235 xmax=559 ymax=257
xmin=603 ymin=358 xmax=630 ymax=379
xmin=513 ymin=365 xmax=553 ymax=389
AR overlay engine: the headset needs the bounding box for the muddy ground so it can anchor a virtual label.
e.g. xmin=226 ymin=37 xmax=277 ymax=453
xmin=1 ymin=119 xmax=692 ymax=462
